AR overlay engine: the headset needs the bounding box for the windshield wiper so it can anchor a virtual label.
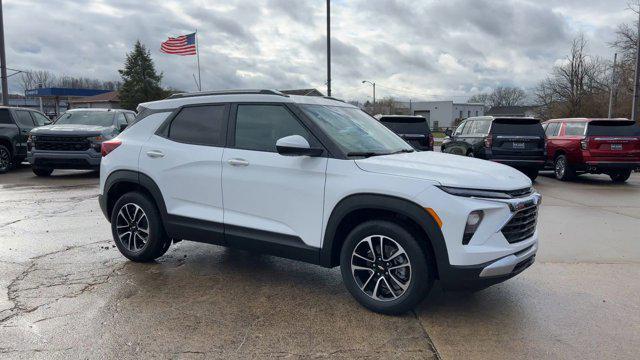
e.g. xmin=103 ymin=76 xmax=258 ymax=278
xmin=388 ymin=148 xmax=414 ymax=154
xmin=346 ymin=151 xmax=386 ymax=158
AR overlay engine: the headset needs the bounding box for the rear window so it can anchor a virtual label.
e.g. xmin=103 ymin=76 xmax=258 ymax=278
xmin=587 ymin=121 xmax=640 ymax=136
xmin=491 ymin=119 xmax=544 ymax=136
xmin=379 ymin=117 xmax=430 ymax=134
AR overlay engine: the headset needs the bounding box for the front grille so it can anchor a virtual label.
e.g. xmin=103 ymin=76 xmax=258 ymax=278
xmin=34 ymin=136 xmax=90 ymax=151
xmin=505 ymin=187 xmax=533 ymax=198
xmin=502 ymin=205 xmax=538 ymax=243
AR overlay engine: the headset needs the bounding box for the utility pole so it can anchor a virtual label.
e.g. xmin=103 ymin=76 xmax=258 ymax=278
xmin=326 ymin=0 xmax=331 ymax=97
xmin=0 ymin=0 xmax=9 ymax=106
xmin=362 ymin=80 xmax=375 ymax=112
xmin=632 ymin=10 xmax=640 ymax=123
xmin=608 ymin=53 xmax=617 ymax=119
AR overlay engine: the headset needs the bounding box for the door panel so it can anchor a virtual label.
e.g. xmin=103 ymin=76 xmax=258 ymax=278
xmin=13 ymin=110 xmax=36 ymax=156
xmin=222 ymin=148 xmax=328 ymax=247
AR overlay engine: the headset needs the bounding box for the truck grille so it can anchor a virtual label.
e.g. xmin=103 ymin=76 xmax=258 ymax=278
xmin=34 ymin=136 xmax=90 ymax=152
xmin=502 ymin=205 xmax=538 ymax=243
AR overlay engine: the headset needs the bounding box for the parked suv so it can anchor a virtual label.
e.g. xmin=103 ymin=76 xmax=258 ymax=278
xmin=0 ymin=106 xmax=51 ymax=173
xmin=543 ymin=118 xmax=640 ymax=182
xmin=27 ymin=108 xmax=135 ymax=176
xmin=441 ymin=116 xmax=546 ymax=180
xmin=99 ymin=90 xmax=540 ymax=314
xmin=376 ymin=115 xmax=434 ymax=151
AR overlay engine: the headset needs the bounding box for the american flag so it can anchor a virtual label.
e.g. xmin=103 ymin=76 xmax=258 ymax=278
xmin=160 ymin=33 xmax=197 ymax=56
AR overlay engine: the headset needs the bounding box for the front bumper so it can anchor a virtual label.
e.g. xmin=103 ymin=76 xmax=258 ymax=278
xmin=28 ymin=150 xmax=102 ymax=169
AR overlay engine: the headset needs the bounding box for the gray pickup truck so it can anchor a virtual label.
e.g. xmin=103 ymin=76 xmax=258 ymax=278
xmin=28 ymin=108 xmax=136 ymax=176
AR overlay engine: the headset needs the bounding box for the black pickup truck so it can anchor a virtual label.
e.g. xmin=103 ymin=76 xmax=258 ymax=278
xmin=0 ymin=107 xmax=51 ymax=173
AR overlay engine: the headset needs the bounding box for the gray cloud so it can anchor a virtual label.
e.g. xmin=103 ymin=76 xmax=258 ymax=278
xmin=4 ymin=0 xmax=635 ymax=101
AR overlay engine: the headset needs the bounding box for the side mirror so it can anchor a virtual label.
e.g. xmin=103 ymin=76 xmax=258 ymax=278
xmin=276 ymin=135 xmax=323 ymax=157
xmin=444 ymin=129 xmax=452 ymax=137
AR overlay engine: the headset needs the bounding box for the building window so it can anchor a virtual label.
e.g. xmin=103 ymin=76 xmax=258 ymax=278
xmin=459 ymin=110 xmax=463 ymax=118
xmin=468 ymin=110 xmax=471 ymax=118
xmin=475 ymin=110 xmax=479 ymax=116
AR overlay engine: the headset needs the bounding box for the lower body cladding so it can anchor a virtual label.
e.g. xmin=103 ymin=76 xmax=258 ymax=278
xmin=581 ymin=161 xmax=640 ymax=173
xmin=28 ymin=150 xmax=101 ymax=170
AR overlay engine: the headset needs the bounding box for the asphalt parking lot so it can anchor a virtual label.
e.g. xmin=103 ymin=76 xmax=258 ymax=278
xmin=1 ymin=165 xmax=639 ymax=359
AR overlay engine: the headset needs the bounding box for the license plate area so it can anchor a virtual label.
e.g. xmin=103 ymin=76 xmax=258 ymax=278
xmin=611 ymin=144 xmax=623 ymax=150
xmin=512 ymin=142 xmax=525 ymax=149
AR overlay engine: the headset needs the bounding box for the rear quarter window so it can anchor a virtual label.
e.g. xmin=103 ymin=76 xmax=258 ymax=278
xmin=379 ymin=117 xmax=430 ymax=134
xmin=564 ymin=122 xmax=586 ymax=136
xmin=491 ymin=119 xmax=544 ymax=136
xmin=587 ymin=121 xmax=640 ymax=136
xmin=0 ymin=109 xmax=11 ymax=124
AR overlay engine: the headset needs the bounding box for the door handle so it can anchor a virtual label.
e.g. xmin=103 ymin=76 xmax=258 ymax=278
xmin=228 ymin=158 xmax=249 ymax=167
xmin=146 ymin=150 xmax=165 ymax=158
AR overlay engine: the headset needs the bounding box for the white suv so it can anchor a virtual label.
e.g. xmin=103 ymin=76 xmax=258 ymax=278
xmin=99 ymin=90 xmax=540 ymax=314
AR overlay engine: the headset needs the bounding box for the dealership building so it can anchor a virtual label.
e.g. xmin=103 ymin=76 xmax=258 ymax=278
xmin=406 ymin=101 xmax=485 ymax=130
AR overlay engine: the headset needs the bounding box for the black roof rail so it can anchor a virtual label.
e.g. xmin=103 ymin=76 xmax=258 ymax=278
xmin=322 ymin=96 xmax=346 ymax=103
xmin=167 ymin=89 xmax=289 ymax=99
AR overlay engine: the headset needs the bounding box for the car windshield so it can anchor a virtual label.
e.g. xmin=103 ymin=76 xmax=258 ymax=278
xmin=55 ymin=111 xmax=114 ymax=127
xmin=299 ymin=104 xmax=413 ymax=156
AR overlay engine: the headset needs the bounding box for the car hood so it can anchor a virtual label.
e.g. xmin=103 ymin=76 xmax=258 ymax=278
xmin=30 ymin=124 xmax=112 ymax=136
xmin=355 ymin=151 xmax=532 ymax=190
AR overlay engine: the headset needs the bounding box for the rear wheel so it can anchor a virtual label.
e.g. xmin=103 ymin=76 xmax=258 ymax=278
xmin=0 ymin=144 xmax=12 ymax=174
xmin=111 ymin=192 xmax=171 ymax=262
xmin=467 ymin=150 xmax=475 ymax=157
xmin=340 ymin=220 xmax=433 ymax=315
xmin=609 ymin=170 xmax=631 ymax=183
xmin=554 ymin=155 xmax=575 ymax=181
xmin=33 ymin=168 xmax=53 ymax=177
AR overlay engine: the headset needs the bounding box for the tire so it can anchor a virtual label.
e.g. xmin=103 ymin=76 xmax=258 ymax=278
xmin=609 ymin=170 xmax=631 ymax=183
xmin=340 ymin=220 xmax=434 ymax=315
xmin=0 ymin=144 xmax=12 ymax=174
xmin=110 ymin=191 xmax=171 ymax=262
xmin=467 ymin=150 xmax=475 ymax=158
xmin=33 ymin=168 xmax=54 ymax=177
xmin=554 ymin=155 xmax=575 ymax=181
xmin=523 ymin=168 xmax=539 ymax=181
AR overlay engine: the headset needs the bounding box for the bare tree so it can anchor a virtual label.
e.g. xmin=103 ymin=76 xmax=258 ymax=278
xmin=489 ymin=87 xmax=527 ymax=107
xmin=535 ymin=35 xmax=608 ymax=118
xmin=468 ymin=93 xmax=491 ymax=109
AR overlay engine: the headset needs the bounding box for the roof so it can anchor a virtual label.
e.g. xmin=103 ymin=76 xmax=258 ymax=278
xmin=279 ymin=88 xmax=324 ymax=96
xmin=485 ymin=106 xmax=538 ymax=116
xmin=465 ymin=116 xmax=539 ymax=122
xmin=375 ymin=114 xmax=427 ymax=119
xmin=544 ymin=117 xmax=631 ymax=122
xmin=65 ymin=108 xmax=133 ymax=113
xmin=24 ymin=88 xmax=111 ymax=98
xmin=69 ymin=91 xmax=119 ymax=104
xmin=140 ymin=89 xmax=353 ymax=110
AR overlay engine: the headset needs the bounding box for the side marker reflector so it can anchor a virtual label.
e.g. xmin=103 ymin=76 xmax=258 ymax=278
xmin=425 ymin=208 xmax=443 ymax=228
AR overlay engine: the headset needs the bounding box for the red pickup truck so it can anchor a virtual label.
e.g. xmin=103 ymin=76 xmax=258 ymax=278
xmin=542 ymin=118 xmax=640 ymax=183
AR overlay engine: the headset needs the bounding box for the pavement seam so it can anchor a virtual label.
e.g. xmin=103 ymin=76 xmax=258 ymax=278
xmin=411 ymin=309 xmax=443 ymax=360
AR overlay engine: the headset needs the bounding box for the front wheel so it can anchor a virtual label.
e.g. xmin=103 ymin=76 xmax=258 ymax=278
xmin=609 ymin=170 xmax=631 ymax=183
xmin=467 ymin=150 xmax=475 ymax=158
xmin=340 ymin=220 xmax=434 ymax=315
xmin=0 ymin=144 xmax=12 ymax=174
xmin=33 ymin=168 xmax=53 ymax=177
xmin=111 ymin=192 xmax=171 ymax=262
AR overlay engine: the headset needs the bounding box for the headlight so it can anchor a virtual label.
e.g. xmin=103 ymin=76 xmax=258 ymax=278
xmin=437 ymin=186 xmax=514 ymax=199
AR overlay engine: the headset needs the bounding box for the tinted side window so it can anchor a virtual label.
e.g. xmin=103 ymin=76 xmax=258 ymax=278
xmin=454 ymin=122 xmax=466 ymax=135
xmin=15 ymin=110 xmax=35 ymax=127
xmin=564 ymin=122 xmax=586 ymax=136
xmin=235 ymin=105 xmax=311 ymax=152
xmin=0 ymin=109 xmax=11 ymax=124
xmin=168 ymin=105 xmax=226 ymax=146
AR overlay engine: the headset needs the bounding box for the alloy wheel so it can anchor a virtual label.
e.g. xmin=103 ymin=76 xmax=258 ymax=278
xmin=351 ymin=235 xmax=412 ymax=301
xmin=116 ymin=203 xmax=150 ymax=252
xmin=555 ymin=158 xmax=565 ymax=179
xmin=0 ymin=147 xmax=10 ymax=171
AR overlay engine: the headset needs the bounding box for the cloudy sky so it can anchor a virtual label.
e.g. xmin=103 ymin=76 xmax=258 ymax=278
xmin=4 ymin=0 xmax=637 ymax=102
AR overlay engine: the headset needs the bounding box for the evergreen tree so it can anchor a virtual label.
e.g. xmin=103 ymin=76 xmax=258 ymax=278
xmin=118 ymin=41 xmax=165 ymax=110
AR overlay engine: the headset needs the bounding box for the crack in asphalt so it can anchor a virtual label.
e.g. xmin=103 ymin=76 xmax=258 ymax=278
xmin=0 ymin=240 xmax=119 ymax=326
xmin=0 ymin=192 xmax=98 ymax=228
xmin=412 ymin=309 xmax=443 ymax=360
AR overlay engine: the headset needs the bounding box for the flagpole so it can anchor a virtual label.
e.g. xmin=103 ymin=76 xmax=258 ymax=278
xmin=195 ymin=30 xmax=202 ymax=91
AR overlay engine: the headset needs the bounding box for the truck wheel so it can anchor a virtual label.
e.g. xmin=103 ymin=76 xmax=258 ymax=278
xmin=340 ymin=220 xmax=434 ymax=315
xmin=467 ymin=150 xmax=475 ymax=157
xmin=609 ymin=170 xmax=631 ymax=183
xmin=33 ymin=168 xmax=54 ymax=177
xmin=111 ymin=192 xmax=171 ymax=262
xmin=554 ymin=155 xmax=575 ymax=181
xmin=0 ymin=144 xmax=12 ymax=174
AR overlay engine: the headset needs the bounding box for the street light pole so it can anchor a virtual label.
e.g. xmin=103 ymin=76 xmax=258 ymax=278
xmin=0 ymin=0 xmax=9 ymax=106
xmin=362 ymin=80 xmax=375 ymax=106
xmin=326 ymin=0 xmax=331 ymax=97
xmin=608 ymin=53 xmax=617 ymax=119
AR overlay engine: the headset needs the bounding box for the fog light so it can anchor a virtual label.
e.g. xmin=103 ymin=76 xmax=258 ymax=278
xmin=462 ymin=210 xmax=483 ymax=245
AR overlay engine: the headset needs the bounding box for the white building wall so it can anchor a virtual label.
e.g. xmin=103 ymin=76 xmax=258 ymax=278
xmin=408 ymin=101 xmax=485 ymax=130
